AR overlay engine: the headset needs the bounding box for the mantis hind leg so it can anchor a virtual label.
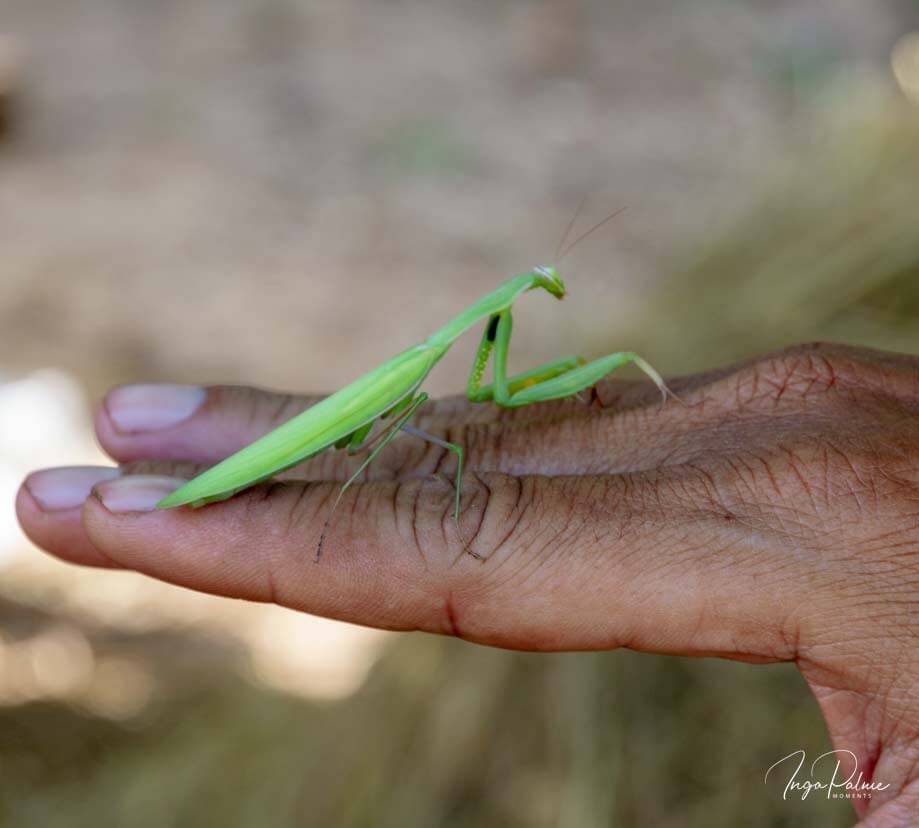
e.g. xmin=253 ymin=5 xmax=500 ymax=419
xmin=316 ymin=392 xmax=428 ymax=561
xmin=399 ymin=424 xmax=464 ymax=522
xmin=399 ymin=423 xmax=482 ymax=562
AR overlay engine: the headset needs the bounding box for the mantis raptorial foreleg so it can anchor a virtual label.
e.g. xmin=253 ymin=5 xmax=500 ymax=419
xmin=465 ymin=314 xmax=584 ymax=401
xmin=469 ymin=355 xmax=585 ymax=403
xmin=466 ymin=309 xmax=671 ymax=408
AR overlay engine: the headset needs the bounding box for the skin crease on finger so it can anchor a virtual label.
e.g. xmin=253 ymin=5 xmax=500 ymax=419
xmin=17 ymin=342 xmax=919 ymax=824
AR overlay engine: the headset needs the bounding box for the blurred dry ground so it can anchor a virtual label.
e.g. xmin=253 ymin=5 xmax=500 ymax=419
xmin=1 ymin=0 xmax=919 ymax=826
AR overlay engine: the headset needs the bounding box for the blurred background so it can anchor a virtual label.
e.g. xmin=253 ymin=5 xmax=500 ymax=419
xmin=2 ymin=1 xmax=919 ymax=825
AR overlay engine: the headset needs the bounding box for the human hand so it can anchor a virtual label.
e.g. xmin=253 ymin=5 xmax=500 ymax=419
xmin=16 ymin=343 xmax=919 ymax=825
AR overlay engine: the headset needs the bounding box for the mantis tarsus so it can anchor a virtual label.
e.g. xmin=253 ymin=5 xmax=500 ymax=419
xmin=156 ymin=266 xmax=673 ymax=559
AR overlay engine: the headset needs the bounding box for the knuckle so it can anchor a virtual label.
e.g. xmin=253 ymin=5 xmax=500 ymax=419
xmin=383 ymin=479 xmax=430 ymax=560
xmin=735 ymin=343 xmax=843 ymax=410
xmin=411 ymin=472 xmax=532 ymax=564
xmin=470 ymin=474 xmax=535 ymax=561
xmin=439 ymin=471 xmax=494 ymax=555
xmin=732 ymin=343 xmax=919 ymax=413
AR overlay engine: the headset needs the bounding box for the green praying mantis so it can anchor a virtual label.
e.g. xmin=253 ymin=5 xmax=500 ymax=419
xmin=156 ymin=264 xmax=672 ymax=558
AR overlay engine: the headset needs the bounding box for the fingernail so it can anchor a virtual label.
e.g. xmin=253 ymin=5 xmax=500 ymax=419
xmin=26 ymin=466 xmax=122 ymax=511
xmin=106 ymin=384 xmax=206 ymax=433
xmin=94 ymin=475 xmax=187 ymax=513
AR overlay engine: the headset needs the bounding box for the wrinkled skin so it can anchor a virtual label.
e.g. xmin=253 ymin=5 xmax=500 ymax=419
xmin=16 ymin=343 xmax=919 ymax=825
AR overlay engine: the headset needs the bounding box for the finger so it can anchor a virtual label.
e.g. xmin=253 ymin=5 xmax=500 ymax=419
xmin=16 ymin=466 xmax=124 ymax=568
xmin=96 ymin=384 xmax=322 ymax=465
xmin=78 ymin=468 xmax=808 ymax=662
xmin=95 ymin=382 xmax=553 ymax=465
xmin=92 ymin=380 xmax=663 ymax=488
xmin=17 ymin=461 xmax=213 ymax=570
xmin=94 ymin=344 xmax=858 ymax=490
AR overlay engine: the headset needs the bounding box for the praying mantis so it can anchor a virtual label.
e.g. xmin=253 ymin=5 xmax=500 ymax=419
xmin=156 ymin=265 xmax=672 ymax=558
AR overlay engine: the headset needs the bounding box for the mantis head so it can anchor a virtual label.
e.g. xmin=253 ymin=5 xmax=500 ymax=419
xmin=533 ymin=265 xmax=566 ymax=299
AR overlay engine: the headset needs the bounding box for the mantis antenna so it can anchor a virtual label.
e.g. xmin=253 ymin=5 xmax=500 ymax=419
xmin=558 ymin=205 xmax=628 ymax=262
xmin=554 ymin=193 xmax=589 ymax=262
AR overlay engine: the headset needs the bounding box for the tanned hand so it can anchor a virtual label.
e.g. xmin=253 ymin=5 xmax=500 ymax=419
xmin=17 ymin=343 xmax=919 ymax=826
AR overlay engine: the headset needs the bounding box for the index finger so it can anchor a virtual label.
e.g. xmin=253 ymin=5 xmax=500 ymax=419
xmin=77 ymin=468 xmax=803 ymax=659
